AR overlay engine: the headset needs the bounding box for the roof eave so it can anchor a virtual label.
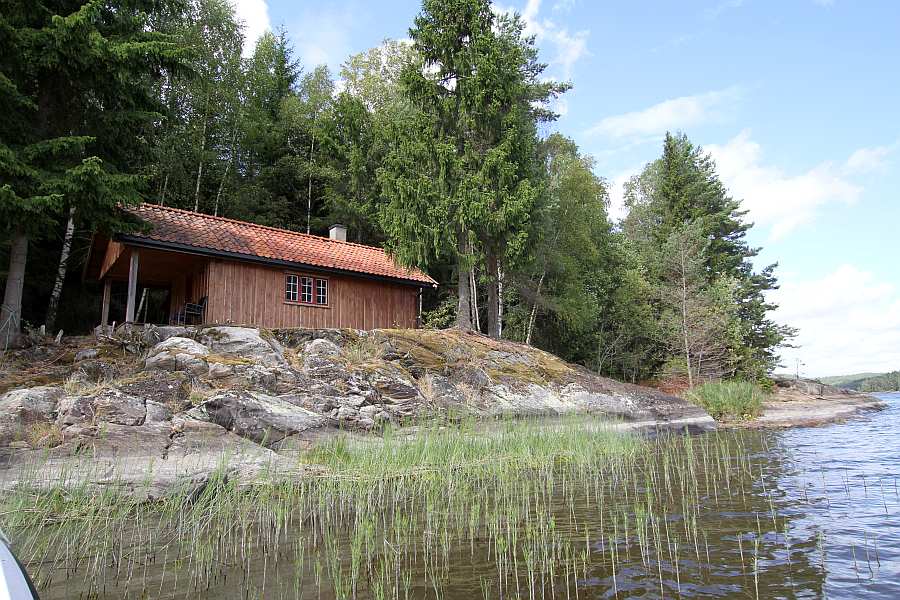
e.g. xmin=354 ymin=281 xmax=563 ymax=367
xmin=116 ymin=234 xmax=437 ymax=288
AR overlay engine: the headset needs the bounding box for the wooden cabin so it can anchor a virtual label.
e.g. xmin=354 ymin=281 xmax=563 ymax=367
xmin=84 ymin=204 xmax=437 ymax=330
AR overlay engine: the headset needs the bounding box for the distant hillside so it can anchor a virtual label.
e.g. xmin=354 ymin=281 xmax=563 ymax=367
xmin=820 ymin=371 xmax=900 ymax=392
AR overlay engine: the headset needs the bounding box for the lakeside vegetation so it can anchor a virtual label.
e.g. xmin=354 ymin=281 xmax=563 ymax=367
xmin=1 ymin=0 xmax=792 ymax=389
xmin=821 ymin=371 xmax=900 ymax=393
xmin=687 ymin=380 xmax=767 ymax=422
xmin=3 ymin=416 xmax=883 ymax=599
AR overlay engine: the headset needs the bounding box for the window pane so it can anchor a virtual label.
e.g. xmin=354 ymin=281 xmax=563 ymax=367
xmin=316 ymin=279 xmax=328 ymax=305
xmin=301 ymin=277 xmax=313 ymax=303
xmin=285 ymin=274 xmax=298 ymax=302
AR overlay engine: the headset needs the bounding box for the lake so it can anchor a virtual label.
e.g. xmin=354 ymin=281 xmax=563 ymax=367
xmin=15 ymin=393 xmax=900 ymax=599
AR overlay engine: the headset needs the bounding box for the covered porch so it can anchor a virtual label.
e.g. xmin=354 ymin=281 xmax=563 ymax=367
xmin=94 ymin=241 xmax=210 ymax=328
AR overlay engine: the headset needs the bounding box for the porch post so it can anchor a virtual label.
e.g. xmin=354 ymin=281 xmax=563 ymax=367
xmin=125 ymin=249 xmax=139 ymax=323
xmin=100 ymin=279 xmax=112 ymax=332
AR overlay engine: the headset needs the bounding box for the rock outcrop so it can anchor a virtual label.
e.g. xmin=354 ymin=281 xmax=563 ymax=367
xmin=0 ymin=326 xmax=715 ymax=494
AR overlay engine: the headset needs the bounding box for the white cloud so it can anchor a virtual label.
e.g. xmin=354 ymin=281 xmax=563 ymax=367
xmin=772 ymin=265 xmax=900 ymax=376
xmin=843 ymin=142 xmax=897 ymax=174
xmin=287 ymin=6 xmax=358 ymax=71
xmin=498 ymin=0 xmax=589 ymax=80
xmin=230 ymin=0 xmax=271 ymax=57
xmin=587 ymin=87 xmax=741 ymax=139
xmin=705 ymin=0 xmax=744 ymax=19
xmin=706 ymin=130 xmax=862 ymax=239
xmin=605 ymin=169 xmax=637 ymax=222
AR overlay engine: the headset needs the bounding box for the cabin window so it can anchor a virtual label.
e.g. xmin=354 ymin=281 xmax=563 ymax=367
xmin=300 ymin=276 xmax=314 ymax=303
xmin=285 ymin=274 xmax=298 ymax=302
xmin=285 ymin=272 xmax=328 ymax=306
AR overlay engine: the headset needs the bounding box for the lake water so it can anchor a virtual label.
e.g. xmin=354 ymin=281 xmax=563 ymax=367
xmin=23 ymin=392 xmax=900 ymax=599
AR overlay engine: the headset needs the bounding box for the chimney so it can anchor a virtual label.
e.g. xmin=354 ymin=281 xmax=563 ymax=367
xmin=329 ymin=224 xmax=347 ymax=242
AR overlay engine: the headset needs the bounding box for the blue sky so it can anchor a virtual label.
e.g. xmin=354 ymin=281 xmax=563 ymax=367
xmin=235 ymin=0 xmax=899 ymax=376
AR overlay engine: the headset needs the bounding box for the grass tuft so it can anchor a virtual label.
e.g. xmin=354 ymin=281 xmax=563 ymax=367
xmin=687 ymin=380 xmax=767 ymax=421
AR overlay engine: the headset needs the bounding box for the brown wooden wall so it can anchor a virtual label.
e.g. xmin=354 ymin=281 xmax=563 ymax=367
xmin=168 ymin=261 xmax=210 ymax=323
xmin=204 ymin=259 xmax=419 ymax=329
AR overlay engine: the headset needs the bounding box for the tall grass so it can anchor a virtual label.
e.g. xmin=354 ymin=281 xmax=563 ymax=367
xmin=687 ymin=380 xmax=767 ymax=421
xmin=0 ymin=416 xmax=889 ymax=599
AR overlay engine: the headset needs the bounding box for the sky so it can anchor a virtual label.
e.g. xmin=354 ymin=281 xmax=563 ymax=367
xmin=232 ymin=0 xmax=900 ymax=377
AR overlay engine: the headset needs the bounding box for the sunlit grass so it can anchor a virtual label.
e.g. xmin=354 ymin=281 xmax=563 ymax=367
xmin=687 ymin=380 xmax=767 ymax=421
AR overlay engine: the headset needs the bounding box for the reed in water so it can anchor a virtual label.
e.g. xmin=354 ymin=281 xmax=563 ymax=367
xmin=0 ymin=416 xmax=893 ymax=599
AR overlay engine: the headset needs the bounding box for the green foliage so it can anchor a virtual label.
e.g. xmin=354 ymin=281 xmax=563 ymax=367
xmin=376 ymin=0 xmax=567 ymax=334
xmin=819 ymin=372 xmax=887 ymax=390
xmin=0 ymin=0 xmax=187 ymax=340
xmin=0 ymin=0 xmax=184 ymax=233
xmin=0 ymin=1 xmax=792 ymax=389
xmin=687 ymin=380 xmax=768 ymax=421
xmin=621 ymin=133 xmax=794 ymax=381
xmin=422 ymin=295 xmax=458 ymax=329
xmin=857 ymin=371 xmax=900 ymax=393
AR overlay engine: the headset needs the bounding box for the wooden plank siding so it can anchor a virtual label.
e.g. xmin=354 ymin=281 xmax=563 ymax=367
xmin=204 ymin=259 xmax=418 ymax=329
xmin=167 ymin=260 xmax=210 ymax=323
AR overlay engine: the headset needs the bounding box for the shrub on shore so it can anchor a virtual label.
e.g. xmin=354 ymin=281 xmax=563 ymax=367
xmin=687 ymin=380 xmax=767 ymax=421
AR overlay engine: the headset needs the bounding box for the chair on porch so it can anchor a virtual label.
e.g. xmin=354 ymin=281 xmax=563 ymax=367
xmin=175 ymin=296 xmax=207 ymax=325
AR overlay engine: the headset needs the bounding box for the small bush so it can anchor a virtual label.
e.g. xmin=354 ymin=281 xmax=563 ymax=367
xmin=687 ymin=380 xmax=767 ymax=421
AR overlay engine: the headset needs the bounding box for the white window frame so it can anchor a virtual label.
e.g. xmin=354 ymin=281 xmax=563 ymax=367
xmin=315 ymin=278 xmax=328 ymax=305
xmin=285 ymin=273 xmax=299 ymax=303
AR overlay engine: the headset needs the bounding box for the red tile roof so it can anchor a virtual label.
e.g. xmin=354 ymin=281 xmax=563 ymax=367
xmin=122 ymin=204 xmax=437 ymax=286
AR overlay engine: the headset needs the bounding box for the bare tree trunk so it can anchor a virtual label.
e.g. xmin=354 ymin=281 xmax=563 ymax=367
xmin=214 ymin=160 xmax=231 ymax=217
xmin=485 ymin=250 xmax=500 ymax=339
xmin=193 ymin=95 xmax=209 ymax=213
xmin=214 ymin=126 xmax=238 ymax=217
xmin=680 ymin=245 xmax=693 ymax=388
xmin=1 ymin=229 xmax=28 ymax=349
xmin=44 ymin=205 xmax=76 ymax=332
xmin=307 ymin=133 xmax=315 ymax=234
xmin=160 ymin=173 xmax=169 ymax=206
xmin=525 ymin=271 xmax=545 ymax=346
xmin=470 ymin=266 xmax=480 ymax=332
xmin=457 ymin=250 xmax=472 ymax=331
xmin=497 ymin=261 xmax=504 ymax=338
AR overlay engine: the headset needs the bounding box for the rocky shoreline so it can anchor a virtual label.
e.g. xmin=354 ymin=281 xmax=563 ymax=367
xmin=0 ymin=326 xmax=885 ymax=497
xmin=0 ymin=326 xmax=713 ymax=496
xmin=730 ymin=376 xmax=886 ymax=428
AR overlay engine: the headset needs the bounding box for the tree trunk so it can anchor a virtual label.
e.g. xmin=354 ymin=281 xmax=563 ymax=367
xmin=193 ymin=95 xmax=209 ymax=213
xmin=1 ymin=229 xmax=28 ymax=349
xmin=44 ymin=205 xmax=77 ymax=332
xmin=214 ymin=159 xmax=231 ymax=217
xmin=680 ymin=245 xmax=694 ymax=387
xmin=470 ymin=267 xmax=480 ymax=332
xmin=456 ymin=239 xmax=472 ymax=331
xmin=525 ymin=271 xmax=545 ymax=346
xmin=160 ymin=173 xmax=169 ymax=206
xmin=214 ymin=126 xmax=238 ymax=217
xmin=497 ymin=262 xmax=504 ymax=338
xmin=485 ymin=250 xmax=500 ymax=339
xmin=307 ymin=133 xmax=315 ymax=234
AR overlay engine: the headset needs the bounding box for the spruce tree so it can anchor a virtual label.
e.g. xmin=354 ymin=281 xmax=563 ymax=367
xmin=0 ymin=0 xmax=184 ymax=345
xmin=378 ymin=0 xmax=565 ymax=335
xmin=623 ymin=132 xmax=794 ymax=380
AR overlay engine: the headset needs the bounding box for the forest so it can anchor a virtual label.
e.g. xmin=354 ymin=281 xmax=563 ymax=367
xmin=0 ymin=0 xmax=794 ymax=385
